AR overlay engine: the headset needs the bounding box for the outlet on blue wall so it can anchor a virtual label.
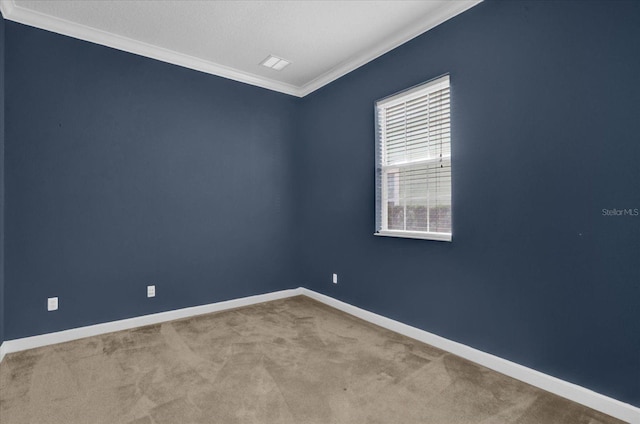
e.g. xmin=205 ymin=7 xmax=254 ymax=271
xmin=296 ymin=0 xmax=640 ymax=406
xmin=3 ymin=21 xmax=300 ymax=340
xmin=1 ymin=0 xmax=638 ymax=409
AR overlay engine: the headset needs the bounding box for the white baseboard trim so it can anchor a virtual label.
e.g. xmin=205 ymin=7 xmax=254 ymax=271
xmin=0 ymin=288 xmax=303 ymax=361
xmin=1 ymin=287 xmax=637 ymax=423
xmin=300 ymin=288 xmax=639 ymax=424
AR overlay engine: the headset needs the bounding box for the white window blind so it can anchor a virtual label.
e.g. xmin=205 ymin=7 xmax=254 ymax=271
xmin=375 ymin=75 xmax=452 ymax=241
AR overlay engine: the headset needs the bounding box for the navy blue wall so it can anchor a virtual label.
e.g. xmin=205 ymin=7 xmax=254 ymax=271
xmin=297 ymin=1 xmax=640 ymax=406
xmin=2 ymin=0 xmax=639 ymax=409
xmin=0 ymin=16 xmax=5 ymax=346
xmin=4 ymin=21 xmax=299 ymax=340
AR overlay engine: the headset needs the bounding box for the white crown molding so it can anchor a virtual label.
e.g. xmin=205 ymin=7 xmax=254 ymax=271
xmin=298 ymin=0 xmax=482 ymax=97
xmin=0 ymin=0 xmax=482 ymax=98
xmin=0 ymin=0 xmax=302 ymax=97
xmin=300 ymin=289 xmax=640 ymax=424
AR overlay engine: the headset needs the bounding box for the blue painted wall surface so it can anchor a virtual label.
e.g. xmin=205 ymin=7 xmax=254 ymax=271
xmin=0 ymin=16 xmax=5 ymax=346
xmin=2 ymin=0 xmax=639 ymax=409
xmin=4 ymin=22 xmax=299 ymax=340
xmin=297 ymin=1 xmax=640 ymax=406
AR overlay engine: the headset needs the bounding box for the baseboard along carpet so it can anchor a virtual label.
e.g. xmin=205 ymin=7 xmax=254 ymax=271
xmin=0 ymin=296 xmax=625 ymax=424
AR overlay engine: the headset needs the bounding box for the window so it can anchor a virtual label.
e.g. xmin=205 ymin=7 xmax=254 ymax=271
xmin=375 ymin=75 xmax=452 ymax=241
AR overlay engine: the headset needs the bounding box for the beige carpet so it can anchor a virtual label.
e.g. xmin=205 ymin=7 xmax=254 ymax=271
xmin=0 ymin=296 xmax=624 ymax=424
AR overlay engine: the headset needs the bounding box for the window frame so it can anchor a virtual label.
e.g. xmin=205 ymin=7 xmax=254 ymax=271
xmin=374 ymin=74 xmax=452 ymax=242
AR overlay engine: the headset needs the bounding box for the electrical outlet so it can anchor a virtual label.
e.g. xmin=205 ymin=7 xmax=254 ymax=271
xmin=47 ymin=297 xmax=59 ymax=311
xmin=332 ymin=273 xmax=338 ymax=284
xmin=147 ymin=285 xmax=156 ymax=298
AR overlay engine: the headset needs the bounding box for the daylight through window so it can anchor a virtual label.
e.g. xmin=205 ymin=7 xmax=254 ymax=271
xmin=375 ymin=75 xmax=452 ymax=241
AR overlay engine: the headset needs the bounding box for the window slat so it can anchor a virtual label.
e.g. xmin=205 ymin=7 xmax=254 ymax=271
xmin=376 ymin=75 xmax=452 ymax=240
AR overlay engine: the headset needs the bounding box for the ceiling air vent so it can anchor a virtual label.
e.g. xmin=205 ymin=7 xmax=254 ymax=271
xmin=260 ymin=55 xmax=290 ymax=71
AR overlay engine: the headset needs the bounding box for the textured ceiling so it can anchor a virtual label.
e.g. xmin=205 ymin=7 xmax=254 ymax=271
xmin=1 ymin=0 xmax=481 ymax=96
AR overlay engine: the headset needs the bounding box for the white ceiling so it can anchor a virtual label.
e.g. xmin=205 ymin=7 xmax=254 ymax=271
xmin=0 ymin=0 xmax=481 ymax=97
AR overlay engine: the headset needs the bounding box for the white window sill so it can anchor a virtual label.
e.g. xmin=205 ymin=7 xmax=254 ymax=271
xmin=375 ymin=230 xmax=452 ymax=242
